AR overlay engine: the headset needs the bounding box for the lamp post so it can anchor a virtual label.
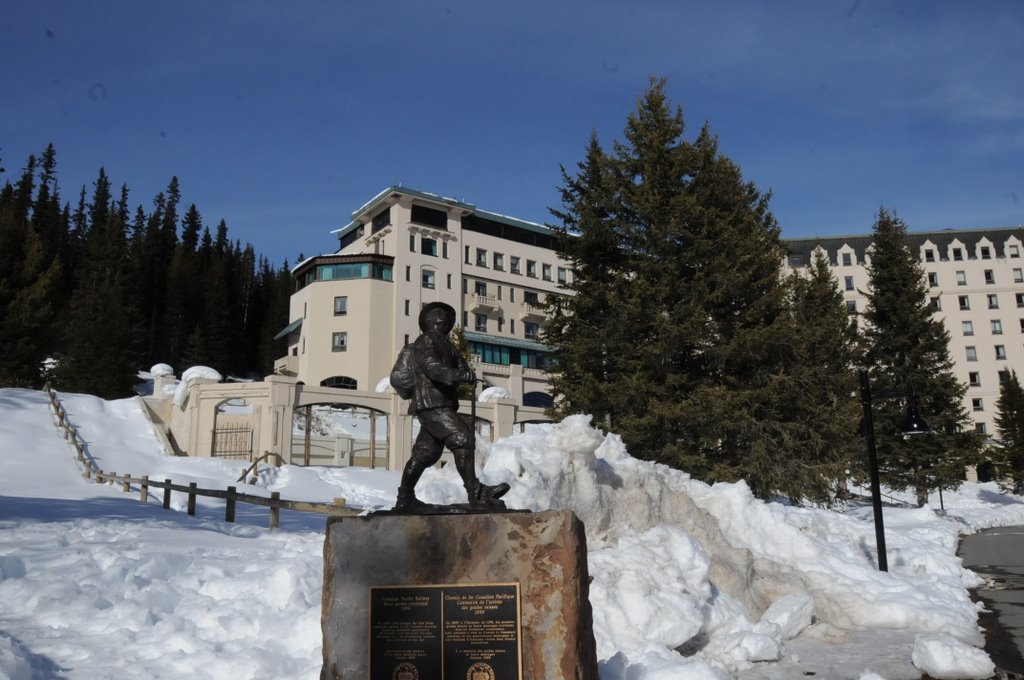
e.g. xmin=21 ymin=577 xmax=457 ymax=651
xmin=859 ymin=369 xmax=932 ymax=572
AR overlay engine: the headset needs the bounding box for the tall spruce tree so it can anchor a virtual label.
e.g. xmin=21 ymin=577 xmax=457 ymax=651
xmin=859 ymin=208 xmax=982 ymax=505
xmin=994 ymin=370 xmax=1024 ymax=493
xmin=547 ymin=79 xmax=843 ymax=500
xmin=57 ymin=168 xmax=142 ymax=397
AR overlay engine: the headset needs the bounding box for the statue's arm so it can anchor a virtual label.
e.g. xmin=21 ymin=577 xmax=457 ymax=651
xmin=418 ymin=339 xmax=469 ymax=385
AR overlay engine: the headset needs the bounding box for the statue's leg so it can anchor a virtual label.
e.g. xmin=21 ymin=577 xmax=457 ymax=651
xmin=437 ymin=410 xmax=509 ymax=505
xmin=394 ymin=426 xmax=442 ymax=509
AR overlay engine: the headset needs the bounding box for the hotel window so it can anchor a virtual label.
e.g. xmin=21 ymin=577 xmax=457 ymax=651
xmin=404 ymin=300 xmax=410 ymax=316
xmin=1020 ymin=318 xmax=1024 ymax=333
xmin=958 ymin=295 xmax=970 ymax=310
xmin=334 ymin=296 xmax=348 ymax=316
xmin=953 ymin=248 xmax=963 ymax=261
xmin=981 ymin=246 xmax=992 ymax=260
xmin=462 ymin=312 xmax=468 ymax=328
xmin=475 ymin=281 xmax=487 ymax=296
xmin=510 ymin=319 xmax=516 ymax=334
xmin=443 ymin=241 xmax=449 ymax=259
xmin=1017 ymin=293 xmax=1024 ymax=308
xmin=493 ymin=253 xmax=504 ymax=270
xmin=542 ymin=264 xmax=552 ymax=281
xmin=1012 ymin=245 xmax=1021 ymax=258
xmin=992 ymin=320 xmax=1003 ymax=335
xmin=510 ymin=256 xmax=521 ymax=274
xmin=956 ymin=271 xmax=967 ymax=285
xmin=962 ymin=321 xmax=974 ymax=336
xmin=845 ymin=276 xmax=855 ymax=291
xmin=996 ymin=345 xmax=1007 ymax=360
xmin=846 ymin=300 xmax=858 ymax=314
xmin=924 ymin=249 xmax=935 ymax=262
xmin=476 ymin=248 xmax=487 ymax=267
xmin=422 ymin=270 xmax=435 ymax=289
xmin=976 ymin=423 xmax=988 ymax=435
xmin=497 ymin=285 xmax=502 ymax=301
xmin=788 ymin=255 xmax=803 ymax=267
xmin=447 ymin=273 xmax=452 ymax=289
xmin=842 ymin=252 xmax=852 ymax=266
xmin=1000 ymin=370 xmax=1011 ymax=383
xmin=966 ymin=346 xmax=977 ymax=361
xmin=988 ymin=294 xmax=999 ymax=309
xmin=972 ymin=398 xmax=984 ymax=412
xmin=927 ymin=273 xmax=938 ymax=288
xmin=985 ymin=269 xmax=995 ymax=284
xmin=557 ymin=267 xmax=567 ymax=284
xmin=331 ymin=332 xmax=347 ymax=352
xmin=525 ymin=322 xmax=540 ymax=340
xmin=498 ymin=317 xmax=504 ymax=332
xmin=524 ymin=291 xmax=540 ymax=305
xmin=405 ymin=266 xmax=411 ymax=282
xmin=969 ymin=372 xmax=981 ymax=387
xmin=465 ymin=246 xmax=470 ymax=264
xmin=475 ymin=313 xmax=487 ymax=332
xmin=509 ymin=288 xmax=515 ymax=303
xmin=1015 ymin=268 xmax=1024 ymax=283
xmin=526 ymin=260 xmax=537 ymax=277
xmin=930 ymin=296 xmax=942 ymax=311
xmin=421 ymin=238 xmax=438 ymax=256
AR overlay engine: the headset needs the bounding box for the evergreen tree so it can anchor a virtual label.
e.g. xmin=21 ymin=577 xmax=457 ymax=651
xmin=781 ymin=251 xmax=862 ymax=502
xmin=56 ymin=168 xmax=142 ymax=397
xmin=859 ymin=208 xmax=982 ymax=505
xmin=547 ymin=79 xmax=835 ymax=500
xmin=0 ymin=152 xmax=63 ymax=386
xmin=994 ymin=370 xmax=1024 ymax=493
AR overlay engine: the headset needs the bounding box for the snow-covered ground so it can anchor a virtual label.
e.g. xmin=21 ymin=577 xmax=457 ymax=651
xmin=2 ymin=386 xmax=1023 ymax=679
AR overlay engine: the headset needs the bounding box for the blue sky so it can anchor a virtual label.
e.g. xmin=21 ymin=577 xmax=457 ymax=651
xmin=2 ymin=0 xmax=1022 ymax=265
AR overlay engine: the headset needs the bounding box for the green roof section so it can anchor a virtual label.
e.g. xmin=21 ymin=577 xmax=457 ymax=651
xmin=330 ymin=186 xmax=554 ymax=240
xmin=273 ymin=318 xmax=303 ymax=340
xmin=463 ymin=330 xmax=549 ymax=353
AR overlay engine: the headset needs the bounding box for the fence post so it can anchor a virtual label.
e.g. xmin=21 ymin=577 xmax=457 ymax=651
xmin=163 ymin=479 xmax=172 ymax=509
xmin=140 ymin=475 xmax=149 ymax=503
xmin=109 ymin=471 xmax=116 ymax=488
xmin=122 ymin=474 xmax=130 ymax=493
xmin=270 ymin=491 xmax=280 ymax=529
xmin=96 ymin=469 xmax=104 ymax=484
xmin=225 ymin=486 xmax=236 ymax=523
xmin=187 ymin=482 xmax=197 ymax=516
xmin=84 ymin=465 xmax=92 ymax=480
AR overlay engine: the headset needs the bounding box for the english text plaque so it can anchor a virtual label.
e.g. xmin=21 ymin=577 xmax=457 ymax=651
xmin=369 ymin=583 xmax=522 ymax=680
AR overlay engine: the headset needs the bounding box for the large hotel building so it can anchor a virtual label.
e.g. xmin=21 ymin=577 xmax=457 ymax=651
xmin=274 ymin=186 xmax=1024 ymax=438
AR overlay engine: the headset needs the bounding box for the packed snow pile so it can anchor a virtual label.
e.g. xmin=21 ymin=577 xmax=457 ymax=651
xmin=2 ymin=389 xmax=1020 ymax=679
xmin=477 ymin=385 xmax=512 ymax=402
xmin=172 ymin=365 xmax=223 ymax=406
xmin=409 ymin=414 xmax=998 ymax=678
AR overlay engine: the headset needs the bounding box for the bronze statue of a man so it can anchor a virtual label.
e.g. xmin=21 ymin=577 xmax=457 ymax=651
xmin=390 ymin=302 xmax=509 ymax=511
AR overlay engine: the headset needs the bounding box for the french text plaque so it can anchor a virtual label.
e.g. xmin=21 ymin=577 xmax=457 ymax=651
xmin=369 ymin=583 xmax=522 ymax=680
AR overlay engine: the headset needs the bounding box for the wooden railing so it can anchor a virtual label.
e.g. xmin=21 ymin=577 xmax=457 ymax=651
xmin=44 ymin=383 xmax=363 ymax=528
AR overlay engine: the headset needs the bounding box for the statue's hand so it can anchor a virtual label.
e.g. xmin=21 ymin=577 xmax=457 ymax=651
xmin=457 ymin=367 xmax=475 ymax=383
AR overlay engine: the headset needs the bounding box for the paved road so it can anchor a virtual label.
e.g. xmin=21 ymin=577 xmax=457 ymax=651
xmin=960 ymin=526 xmax=1024 ymax=677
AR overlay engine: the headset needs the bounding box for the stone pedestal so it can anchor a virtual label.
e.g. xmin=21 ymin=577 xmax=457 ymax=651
xmin=320 ymin=510 xmax=598 ymax=680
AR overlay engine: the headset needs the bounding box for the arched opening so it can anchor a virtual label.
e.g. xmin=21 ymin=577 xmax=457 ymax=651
xmin=976 ymin=461 xmax=997 ymax=483
xmin=523 ymin=391 xmax=554 ymax=409
xmin=291 ymin=402 xmax=388 ymax=468
xmin=320 ymin=376 xmax=358 ymax=390
xmin=212 ymin=398 xmax=254 ymax=460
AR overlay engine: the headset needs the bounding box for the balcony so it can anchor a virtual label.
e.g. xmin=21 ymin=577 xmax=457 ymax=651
xmin=273 ymin=355 xmax=298 ymax=377
xmin=519 ymin=302 xmax=546 ymax=322
xmin=471 ymin=293 xmax=499 ymax=313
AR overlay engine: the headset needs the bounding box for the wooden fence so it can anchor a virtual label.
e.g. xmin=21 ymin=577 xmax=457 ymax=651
xmin=44 ymin=384 xmax=363 ymax=528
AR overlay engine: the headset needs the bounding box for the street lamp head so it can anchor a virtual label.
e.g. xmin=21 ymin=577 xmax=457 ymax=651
xmin=900 ymin=403 xmax=932 ymax=437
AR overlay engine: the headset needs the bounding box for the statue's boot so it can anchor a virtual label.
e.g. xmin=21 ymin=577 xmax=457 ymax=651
xmin=393 ymin=459 xmax=429 ymax=511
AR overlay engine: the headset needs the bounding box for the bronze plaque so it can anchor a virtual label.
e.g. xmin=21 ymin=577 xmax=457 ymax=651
xmin=369 ymin=583 xmax=522 ymax=680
